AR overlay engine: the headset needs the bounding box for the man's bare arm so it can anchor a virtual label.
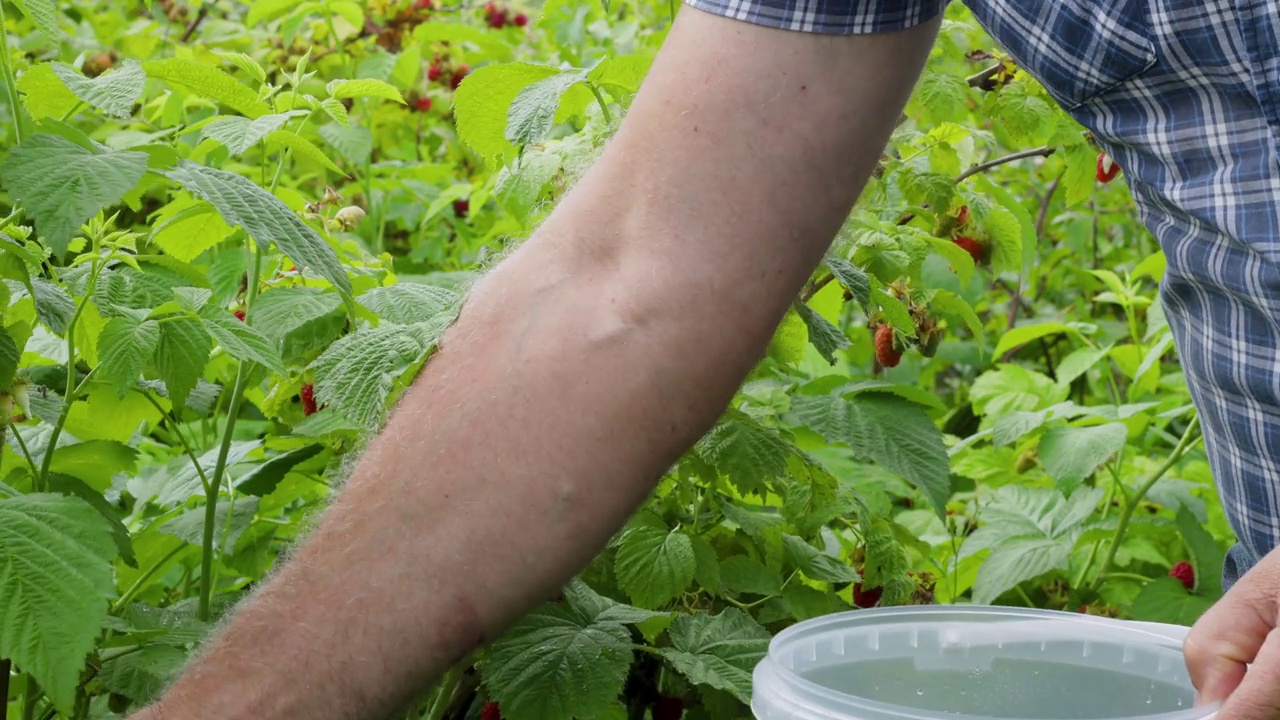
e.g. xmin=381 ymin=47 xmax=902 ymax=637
xmin=135 ymin=9 xmax=940 ymax=719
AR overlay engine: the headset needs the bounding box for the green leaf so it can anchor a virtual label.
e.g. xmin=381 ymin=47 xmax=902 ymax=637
xmin=0 ymin=328 xmax=19 ymax=388
xmin=98 ymin=645 xmax=186 ymax=704
xmin=200 ymin=311 xmax=288 ymax=376
xmin=411 ymin=22 xmax=514 ymax=62
xmin=252 ymin=287 xmax=343 ymax=343
xmin=790 ymin=393 xmax=950 ymax=516
xmin=326 ymin=78 xmax=405 ymax=103
xmin=971 ymin=536 xmax=1070 ymax=605
xmin=150 ymin=441 xmax=260 ymax=507
xmin=149 ymin=197 xmax=234 ymax=262
xmin=562 ymin=578 xmax=670 ymax=626
xmin=506 ymin=69 xmax=588 ymax=150
xmin=1063 ymin=142 xmax=1098 ymax=207
xmin=318 ymin=123 xmax=374 ymax=166
xmin=454 ymin=62 xmax=563 ymax=166
xmin=264 ymin=130 xmax=347 ymax=176
xmin=17 ymin=64 xmax=79 ymax=120
xmin=143 ymin=58 xmax=272 ymax=118
xmin=696 ymin=411 xmax=795 ymax=496
xmin=485 ymin=604 xmax=632 ymax=720
xmin=1129 ymin=577 xmax=1215 ymax=626
xmin=200 ymin=112 xmax=302 ymax=155
xmin=0 ymin=134 xmax=148 ymax=256
xmin=1176 ymin=505 xmax=1226 ymax=597
xmin=47 ymin=473 xmax=136 ymax=567
xmin=614 ymin=515 xmax=696 ymax=609
xmin=155 ymin=317 xmax=211 ymax=411
xmin=161 ymin=498 xmax=259 ymax=553
xmin=160 ymin=161 xmax=352 ymax=299
xmin=235 ymin=444 xmax=324 ymax=496
xmin=659 ymin=609 xmax=770 ymax=704
xmin=0 ymin=494 xmax=118 ymax=712
xmin=993 ymin=321 xmax=1082 ymax=357
xmin=97 ymin=316 xmax=161 ymax=398
xmin=689 ymin=534 xmax=721 ymax=594
xmin=311 ymin=323 xmax=439 ymax=428
xmin=49 ymin=60 xmax=145 ymax=118
xmin=12 ymin=0 xmax=61 ymax=44
xmin=929 ymin=289 xmax=985 ymax=343
xmin=825 ymin=257 xmax=871 ymax=310
xmin=1037 ymin=423 xmax=1127 ymax=493
xmin=719 ymin=555 xmax=782 ymax=597
xmin=245 ymin=0 xmax=298 ymax=25
xmin=358 ymin=282 xmax=459 ymax=326
xmin=782 ymin=534 xmax=858 ymax=584
xmin=796 ymin=303 xmax=848 ymax=364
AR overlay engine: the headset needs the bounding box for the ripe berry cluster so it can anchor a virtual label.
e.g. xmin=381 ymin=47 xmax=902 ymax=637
xmin=482 ymin=1 xmax=529 ymax=28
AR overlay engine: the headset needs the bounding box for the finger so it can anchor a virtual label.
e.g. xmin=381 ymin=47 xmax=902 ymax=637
xmin=1213 ymin=626 xmax=1280 ymax=720
xmin=1185 ymin=558 xmax=1280 ymax=704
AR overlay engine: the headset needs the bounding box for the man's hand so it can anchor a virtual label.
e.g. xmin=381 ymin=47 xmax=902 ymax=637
xmin=133 ymin=8 xmax=940 ymax=720
xmin=1186 ymin=549 xmax=1280 ymax=718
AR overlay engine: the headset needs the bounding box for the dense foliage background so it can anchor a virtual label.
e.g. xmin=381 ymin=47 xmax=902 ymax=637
xmin=0 ymin=0 xmax=1234 ymax=718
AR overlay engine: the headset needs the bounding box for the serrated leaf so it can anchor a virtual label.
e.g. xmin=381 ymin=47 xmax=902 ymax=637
xmin=1063 ymin=142 xmax=1098 ymax=207
xmin=143 ymin=58 xmax=272 ymax=118
xmin=506 ymin=69 xmax=587 ymax=150
xmin=326 ymin=78 xmax=404 ymax=103
xmin=796 ymin=302 xmax=848 ymax=364
xmin=614 ymin=516 xmax=696 ymax=609
xmin=659 ymin=609 xmax=770 ymax=704
xmin=16 ymin=64 xmax=79 ymax=120
xmin=411 ymin=22 xmax=513 ymax=62
xmin=49 ymin=60 xmax=145 ymax=119
xmin=317 ymin=122 xmax=373 ymax=167
xmin=562 ymin=579 xmax=669 ymax=625
xmin=0 ymin=329 xmax=18 ymax=388
xmin=12 ymin=0 xmax=61 ymax=44
xmin=46 ymin=473 xmax=136 ymax=567
xmin=264 ymin=130 xmax=346 ymax=176
xmin=971 ymin=536 xmax=1070 ymax=605
xmin=923 ymin=234 xmax=976 ymax=284
xmin=234 ymin=444 xmax=323 ymax=496
xmin=155 ymin=318 xmax=211 ymax=411
xmin=201 ymin=311 xmax=288 ymax=376
xmin=719 ymin=555 xmax=781 ymax=596
xmin=485 ymin=604 xmax=632 ymax=720
xmin=320 ymin=97 xmax=350 ymax=127
xmin=0 ymin=134 xmax=148 ymax=256
xmin=160 ymin=161 xmax=351 ymax=299
xmin=871 ymin=285 xmax=916 ymax=336
xmin=98 ymin=645 xmax=186 ymax=704
xmin=453 ymin=62 xmax=562 ymax=166
xmin=201 ymin=112 xmax=301 ymax=155
xmin=790 ymin=393 xmax=950 ymax=515
xmin=825 ymin=257 xmax=871 ymax=309
xmin=781 ymin=534 xmax=858 ymax=584
xmin=0 ymin=494 xmax=118 ymax=712
xmin=689 ymin=533 xmax=720 ymax=594
xmin=1129 ymin=577 xmax=1215 ymax=626
xmin=147 ymin=440 xmax=260 ymax=506
xmin=929 ymin=289 xmax=984 ymax=343
xmin=1038 ymin=423 xmax=1127 ymax=493
xmin=160 ymin=497 xmax=259 ymax=553
xmin=311 ymin=323 xmax=437 ymax=428
xmin=252 ymin=286 xmax=343 ymax=343
xmin=97 ymin=316 xmax=161 ymax=398
xmin=494 ymin=150 xmax=560 ymax=220
xmin=149 ymin=197 xmax=233 ymax=262
xmin=696 ymin=412 xmax=794 ymax=496
xmin=215 ymin=51 xmax=267 ymax=84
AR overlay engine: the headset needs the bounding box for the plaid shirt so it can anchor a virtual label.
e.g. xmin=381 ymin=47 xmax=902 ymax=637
xmin=684 ymin=0 xmax=1280 ymax=589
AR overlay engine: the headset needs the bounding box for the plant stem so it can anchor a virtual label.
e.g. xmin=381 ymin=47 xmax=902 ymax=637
xmin=587 ymin=83 xmax=614 ymax=125
xmin=141 ymin=393 xmax=211 ymax=494
xmin=0 ymin=1 xmax=26 ymax=146
xmin=954 ymin=145 xmax=1055 ymax=184
xmin=1 ymin=658 xmax=10 ymax=714
xmin=21 ymin=675 xmax=37 ymax=720
xmin=197 ymin=245 xmax=263 ymax=621
xmin=1090 ymin=416 xmax=1202 ymax=590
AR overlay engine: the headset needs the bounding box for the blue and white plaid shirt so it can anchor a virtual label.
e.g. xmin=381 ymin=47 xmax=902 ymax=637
xmin=684 ymin=0 xmax=1280 ymax=589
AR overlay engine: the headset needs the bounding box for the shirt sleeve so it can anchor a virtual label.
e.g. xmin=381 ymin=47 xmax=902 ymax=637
xmin=682 ymin=0 xmax=948 ymax=34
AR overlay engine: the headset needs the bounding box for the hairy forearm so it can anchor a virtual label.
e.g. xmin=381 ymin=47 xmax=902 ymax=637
xmin=136 ymin=10 xmax=937 ymax=720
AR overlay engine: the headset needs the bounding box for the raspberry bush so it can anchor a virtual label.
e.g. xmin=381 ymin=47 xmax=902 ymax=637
xmin=0 ymin=1 xmax=1232 ymax=719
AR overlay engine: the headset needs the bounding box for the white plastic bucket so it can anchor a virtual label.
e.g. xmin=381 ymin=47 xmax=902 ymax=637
xmin=751 ymin=606 xmax=1218 ymax=720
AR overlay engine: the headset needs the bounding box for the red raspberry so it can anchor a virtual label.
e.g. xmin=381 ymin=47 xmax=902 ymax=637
xmin=484 ymin=1 xmax=499 ymax=14
xmin=415 ymin=96 xmax=432 ymax=112
xmin=956 ymin=204 xmax=969 ymax=226
xmin=874 ymin=324 xmax=902 ymax=368
xmin=300 ymin=384 xmax=318 ymax=417
xmin=453 ymin=199 xmax=470 ymax=218
xmin=414 ymin=0 xmax=432 ymax=9
xmin=853 ymin=581 xmax=883 ymax=609
xmin=1096 ymin=152 xmax=1121 ymax=183
xmin=480 ymin=702 xmax=503 ymax=720
xmin=953 ymin=235 xmax=984 ymax=264
xmin=233 ymin=309 xmax=246 ymax=322
xmin=513 ymin=12 xmax=528 ymax=26
xmin=427 ymin=64 xmax=444 ymax=82
xmin=1169 ymin=561 xmax=1195 ymax=591
xmin=488 ymin=11 xmax=507 ymax=27
xmin=653 ymin=697 xmax=684 ymax=720
xmin=450 ymin=64 xmax=469 ymax=90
